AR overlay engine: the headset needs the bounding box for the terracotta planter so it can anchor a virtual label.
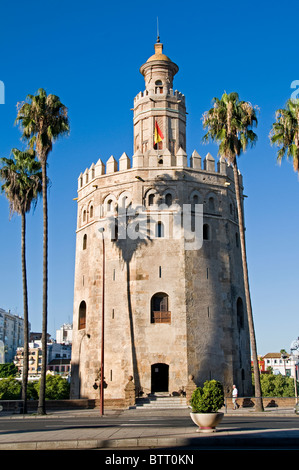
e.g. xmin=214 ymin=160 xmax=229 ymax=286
xmin=190 ymin=411 xmax=224 ymax=433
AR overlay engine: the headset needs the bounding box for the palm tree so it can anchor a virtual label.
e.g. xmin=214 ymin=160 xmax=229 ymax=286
xmin=202 ymin=91 xmax=264 ymax=411
xmin=270 ymin=98 xmax=299 ymax=173
xmin=15 ymin=88 xmax=70 ymax=415
xmin=0 ymin=148 xmax=42 ymax=413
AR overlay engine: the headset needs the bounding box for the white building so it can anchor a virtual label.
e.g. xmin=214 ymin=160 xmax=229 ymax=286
xmin=56 ymin=323 xmax=72 ymax=344
xmin=0 ymin=308 xmax=25 ymax=363
xmin=263 ymin=352 xmax=298 ymax=379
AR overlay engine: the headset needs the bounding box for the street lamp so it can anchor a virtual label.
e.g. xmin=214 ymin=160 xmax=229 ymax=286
xmin=290 ymin=348 xmax=299 ymax=405
xmin=98 ymin=227 xmax=105 ymax=416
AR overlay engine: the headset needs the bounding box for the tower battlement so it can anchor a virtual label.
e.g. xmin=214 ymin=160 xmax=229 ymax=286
xmin=77 ymin=150 xmax=238 ymax=190
xmin=134 ymin=88 xmax=185 ymax=103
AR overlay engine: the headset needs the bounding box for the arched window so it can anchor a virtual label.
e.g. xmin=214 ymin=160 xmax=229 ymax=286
xmin=237 ymin=297 xmax=244 ymax=329
xmin=151 ymin=293 xmax=170 ymax=323
xmin=156 ymin=221 xmax=164 ymax=238
xmin=155 ymin=80 xmax=163 ymax=94
xmin=83 ymin=234 xmax=87 ymax=250
xmin=208 ymin=197 xmax=215 ymax=211
xmin=165 ymin=193 xmax=172 ymax=207
xmin=78 ymin=301 xmax=86 ymax=330
xmin=107 ymin=199 xmax=113 ymax=212
xmin=83 ymin=210 xmax=87 ymax=223
xmin=148 ymin=193 xmax=155 ymax=206
xmin=192 ymin=194 xmax=199 ymax=205
xmin=203 ymin=224 xmax=210 ymax=240
xmin=89 ymin=205 xmax=93 ymax=218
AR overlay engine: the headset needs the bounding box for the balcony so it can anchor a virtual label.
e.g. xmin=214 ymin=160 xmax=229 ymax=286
xmin=151 ymin=311 xmax=171 ymax=324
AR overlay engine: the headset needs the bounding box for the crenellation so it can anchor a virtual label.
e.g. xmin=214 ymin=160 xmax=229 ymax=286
xmin=106 ymin=155 xmax=118 ymax=174
xmin=190 ymin=150 xmax=201 ymax=169
xmin=119 ymin=152 xmax=131 ymax=171
xmin=83 ymin=168 xmax=89 ymax=185
xmin=132 ymin=148 xmax=144 ymax=168
xmin=134 ymin=88 xmax=185 ymax=104
xmin=176 ymin=147 xmax=188 ymax=167
xmin=95 ymin=158 xmax=105 ymax=177
xmin=77 ymin=149 xmax=242 ymax=190
xmin=217 ymin=156 xmax=228 ymax=175
xmin=203 ymin=152 xmax=215 ymax=172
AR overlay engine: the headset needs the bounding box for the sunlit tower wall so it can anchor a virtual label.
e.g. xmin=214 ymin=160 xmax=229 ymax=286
xmin=70 ymin=39 xmax=252 ymax=404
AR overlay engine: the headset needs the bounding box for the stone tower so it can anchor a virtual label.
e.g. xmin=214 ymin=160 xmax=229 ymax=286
xmin=70 ymin=39 xmax=252 ymax=404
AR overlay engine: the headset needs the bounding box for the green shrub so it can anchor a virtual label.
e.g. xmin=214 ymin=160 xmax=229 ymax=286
xmin=0 ymin=377 xmax=21 ymax=399
xmin=190 ymin=380 xmax=224 ymax=413
xmin=258 ymin=373 xmax=298 ymax=397
xmin=34 ymin=374 xmax=70 ymax=400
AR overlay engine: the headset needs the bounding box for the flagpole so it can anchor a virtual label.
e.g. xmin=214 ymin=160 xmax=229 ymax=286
xmin=157 ymin=17 xmax=160 ymax=42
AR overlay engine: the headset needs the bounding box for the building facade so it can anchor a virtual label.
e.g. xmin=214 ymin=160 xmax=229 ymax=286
xmin=15 ymin=340 xmax=72 ymax=378
xmin=263 ymin=352 xmax=298 ymax=378
xmin=70 ymin=39 xmax=252 ymax=402
xmin=0 ymin=308 xmax=24 ymax=363
xmin=56 ymin=323 xmax=73 ymax=344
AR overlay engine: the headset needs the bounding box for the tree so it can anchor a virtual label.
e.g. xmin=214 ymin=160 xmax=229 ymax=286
xmin=259 ymin=373 xmax=297 ymax=397
xmin=202 ymin=91 xmax=264 ymax=411
xmin=15 ymin=89 xmax=70 ymax=414
xmin=34 ymin=374 xmax=70 ymax=400
xmin=0 ymin=149 xmax=42 ymax=413
xmin=0 ymin=363 xmax=18 ymax=378
xmin=270 ymin=98 xmax=299 ymax=173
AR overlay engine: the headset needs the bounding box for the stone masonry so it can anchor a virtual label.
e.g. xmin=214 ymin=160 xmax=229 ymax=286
xmin=70 ymin=39 xmax=252 ymax=403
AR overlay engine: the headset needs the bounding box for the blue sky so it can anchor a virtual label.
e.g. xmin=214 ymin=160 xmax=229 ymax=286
xmin=0 ymin=0 xmax=298 ymax=355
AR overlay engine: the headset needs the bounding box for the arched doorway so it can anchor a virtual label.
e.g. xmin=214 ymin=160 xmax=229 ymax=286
xmin=151 ymin=363 xmax=169 ymax=393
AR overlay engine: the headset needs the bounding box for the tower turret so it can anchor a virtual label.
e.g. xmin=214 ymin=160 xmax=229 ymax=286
xmin=133 ymin=39 xmax=186 ymax=156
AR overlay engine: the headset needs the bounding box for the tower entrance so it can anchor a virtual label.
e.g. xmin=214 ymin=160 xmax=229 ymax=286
xmin=151 ymin=363 xmax=169 ymax=393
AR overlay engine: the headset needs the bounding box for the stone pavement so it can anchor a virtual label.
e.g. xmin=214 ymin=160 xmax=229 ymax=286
xmin=0 ymin=406 xmax=299 ymax=450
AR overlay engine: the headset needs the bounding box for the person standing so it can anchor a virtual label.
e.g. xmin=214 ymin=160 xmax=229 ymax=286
xmin=232 ymin=384 xmax=239 ymax=409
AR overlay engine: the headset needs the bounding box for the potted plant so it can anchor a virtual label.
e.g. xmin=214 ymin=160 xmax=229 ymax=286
xmin=190 ymin=380 xmax=225 ymax=433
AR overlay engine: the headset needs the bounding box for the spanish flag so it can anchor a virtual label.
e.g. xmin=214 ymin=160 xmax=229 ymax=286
xmin=154 ymin=120 xmax=164 ymax=148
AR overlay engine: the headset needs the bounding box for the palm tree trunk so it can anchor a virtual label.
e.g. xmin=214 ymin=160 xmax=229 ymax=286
xmin=232 ymin=160 xmax=264 ymax=412
xmin=21 ymin=213 xmax=29 ymax=414
xmin=37 ymin=160 xmax=48 ymax=415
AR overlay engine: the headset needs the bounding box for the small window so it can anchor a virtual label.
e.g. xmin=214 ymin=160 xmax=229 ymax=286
xmin=83 ymin=234 xmax=87 ymax=250
xmin=89 ymin=205 xmax=93 ymax=218
xmin=156 ymin=221 xmax=164 ymax=238
xmin=165 ymin=193 xmax=172 ymax=207
xmin=237 ymin=297 xmax=244 ymax=329
xmin=203 ymin=224 xmax=210 ymax=240
xmin=151 ymin=293 xmax=170 ymax=323
xmin=148 ymin=193 xmax=155 ymax=206
xmin=155 ymin=80 xmax=163 ymax=94
xmin=192 ymin=194 xmax=199 ymax=206
xmin=208 ymin=197 xmax=215 ymax=211
xmin=107 ymin=199 xmax=113 ymax=212
xmin=78 ymin=301 xmax=86 ymax=330
xmin=83 ymin=210 xmax=87 ymax=223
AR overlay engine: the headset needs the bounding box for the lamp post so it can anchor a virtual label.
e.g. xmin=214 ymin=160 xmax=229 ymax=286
xmin=290 ymin=348 xmax=298 ymax=405
xmin=98 ymin=227 xmax=105 ymax=416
